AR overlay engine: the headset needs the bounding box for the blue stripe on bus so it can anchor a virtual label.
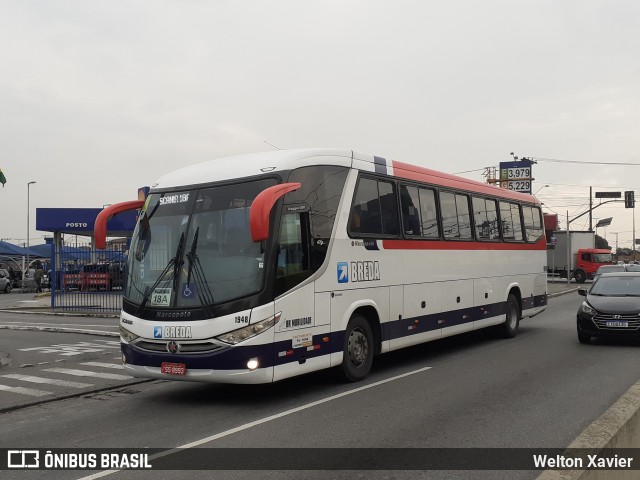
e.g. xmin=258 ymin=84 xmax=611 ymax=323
xmin=373 ymin=156 xmax=387 ymax=175
xmin=122 ymin=294 xmax=547 ymax=372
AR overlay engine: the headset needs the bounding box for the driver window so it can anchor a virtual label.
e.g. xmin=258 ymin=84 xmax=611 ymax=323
xmin=275 ymin=213 xmax=312 ymax=295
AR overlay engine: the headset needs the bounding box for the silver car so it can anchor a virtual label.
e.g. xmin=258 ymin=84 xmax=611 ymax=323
xmin=0 ymin=268 xmax=12 ymax=293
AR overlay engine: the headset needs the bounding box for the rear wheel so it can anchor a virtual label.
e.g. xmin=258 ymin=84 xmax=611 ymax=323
xmin=341 ymin=314 xmax=374 ymax=382
xmin=4 ymin=283 xmax=11 ymax=293
xmin=499 ymin=294 xmax=520 ymax=338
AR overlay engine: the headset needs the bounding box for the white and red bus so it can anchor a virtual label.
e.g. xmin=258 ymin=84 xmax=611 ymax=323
xmin=96 ymin=149 xmax=547 ymax=383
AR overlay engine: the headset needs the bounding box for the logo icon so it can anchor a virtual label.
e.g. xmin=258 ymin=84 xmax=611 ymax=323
xmin=167 ymin=341 xmax=180 ymax=354
xmin=182 ymin=283 xmax=196 ymax=299
xmin=8 ymin=450 xmax=39 ymax=468
xmin=153 ymin=327 xmax=163 ymax=338
xmin=337 ymin=262 xmax=349 ymax=283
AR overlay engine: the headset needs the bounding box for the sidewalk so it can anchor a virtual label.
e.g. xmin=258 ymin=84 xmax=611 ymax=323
xmin=546 ymin=278 xmax=581 ymax=298
xmin=0 ymin=291 xmax=119 ymax=317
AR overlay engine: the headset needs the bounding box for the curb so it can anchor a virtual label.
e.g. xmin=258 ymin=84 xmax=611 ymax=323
xmin=548 ymin=287 xmax=579 ymax=299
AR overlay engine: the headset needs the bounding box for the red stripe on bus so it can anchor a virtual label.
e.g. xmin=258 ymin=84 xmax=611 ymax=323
xmin=382 ymin=237 xmax=547 ymax=251
xmin=391 ymin=160 xmax=539 ymax=204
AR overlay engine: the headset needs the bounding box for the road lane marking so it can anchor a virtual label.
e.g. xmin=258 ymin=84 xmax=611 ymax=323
xmin=43 ymin=368 xmax=132 ymax=380
xmin=0 ymin=384 xmax=52 ymax=397
xmin=19 ymin=341 xmax=120 ymax=356
xmin=80 ymin=362 xmax=124 ymax=369
xmin=1 ymin=374 xmax=93 ymax=388
xmin=78 ymin=366 xmax=432 ymax=479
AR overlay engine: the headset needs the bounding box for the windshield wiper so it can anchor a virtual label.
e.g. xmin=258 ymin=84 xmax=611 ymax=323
xmin=136 ymin=232 xmax=185 ymax=315
xmin=185 ymin=227 xmax=215 ymax=316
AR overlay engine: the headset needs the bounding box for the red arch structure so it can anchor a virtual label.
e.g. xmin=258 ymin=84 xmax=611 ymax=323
xmin=94 ymin=200 xmax=144 ymax=249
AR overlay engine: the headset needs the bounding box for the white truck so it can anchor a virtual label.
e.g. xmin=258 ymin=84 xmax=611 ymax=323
xmin=547 ymin=231 xmax=613 ymax=283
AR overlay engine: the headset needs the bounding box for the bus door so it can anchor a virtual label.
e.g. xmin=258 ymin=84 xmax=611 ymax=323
xmin=272 ymin=212 xmax=330 ymax=381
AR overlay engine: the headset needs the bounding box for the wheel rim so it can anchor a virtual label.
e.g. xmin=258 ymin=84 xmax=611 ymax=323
xmin=347 ymin=327 xmax=369 ymax=368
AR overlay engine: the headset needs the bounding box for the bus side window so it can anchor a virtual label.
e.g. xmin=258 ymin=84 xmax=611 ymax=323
xmin=349 ymin=177 xmax=399 ymax=236
xmin=400 ymin=185 xmax=422 ymax=236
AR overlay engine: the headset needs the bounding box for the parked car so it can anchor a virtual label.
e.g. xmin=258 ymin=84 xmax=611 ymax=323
xmin=625 ymin=264 xmax=640 ymax=272
xmin=0 ymin=268 xmax=12 ymax=293
xmin=593 ymin=264 xmax=626 ymax=281
xmin=577 ymin=272 xmax=640 ymax=344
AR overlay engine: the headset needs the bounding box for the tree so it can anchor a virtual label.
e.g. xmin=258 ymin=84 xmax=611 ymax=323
xmin=595 ymin=234 xmax=611 ymax=250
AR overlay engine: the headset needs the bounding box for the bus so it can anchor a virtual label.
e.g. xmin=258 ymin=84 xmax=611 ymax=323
xmin=95 ymin=148 xmax=547 ymax=384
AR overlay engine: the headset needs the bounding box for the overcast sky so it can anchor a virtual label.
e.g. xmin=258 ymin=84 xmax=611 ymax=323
xmin=2 ymin=0 xmax=640 ymax=250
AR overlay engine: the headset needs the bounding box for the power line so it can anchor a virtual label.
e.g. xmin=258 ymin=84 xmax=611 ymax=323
xmin=533 ymin=156 xmax=640 ymax=166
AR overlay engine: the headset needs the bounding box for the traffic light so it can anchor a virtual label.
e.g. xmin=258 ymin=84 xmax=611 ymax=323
xmin=625 ymin=190 xmax=635 ymax=208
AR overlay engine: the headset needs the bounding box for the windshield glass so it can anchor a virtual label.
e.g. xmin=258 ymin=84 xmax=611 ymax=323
xmin=590 ymin=275 xmax=640 ymax=296
xmin=593 ymin=253 xmax=613 ymax=263
xmin=596 ymin=265 xmax=625 ymax=275
xmin=126 ymin=178 xmax=276 ymax=308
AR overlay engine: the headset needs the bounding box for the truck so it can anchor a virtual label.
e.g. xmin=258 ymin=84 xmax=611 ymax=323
xmin=547 ymin=231 xmax=613 ymax=283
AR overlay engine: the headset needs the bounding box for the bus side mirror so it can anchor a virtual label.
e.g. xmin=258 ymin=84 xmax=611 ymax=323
xmin=250 ymin=182 xmax=301 ymax=242
xmin=94 ymin=200 xmax=145 ymax=249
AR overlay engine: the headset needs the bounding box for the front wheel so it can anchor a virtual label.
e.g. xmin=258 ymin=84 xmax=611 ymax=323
xmin=4 ymin=283 xmax=11 ymax=293
xmin=499 ymin=294 xmax=520 ymax=338
xmin=341 ymin=314 xmax=374 ymax=382
xmin=574 ymin=270 xmax=586 ymax=284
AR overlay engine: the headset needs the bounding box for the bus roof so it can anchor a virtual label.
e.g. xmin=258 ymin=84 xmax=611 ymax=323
xmin=151 ymin=148 xmax=539 ymax=204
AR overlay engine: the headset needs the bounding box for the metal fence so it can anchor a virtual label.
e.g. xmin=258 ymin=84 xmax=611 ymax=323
xmin=52 ymin=242 xmax=128 ymax=314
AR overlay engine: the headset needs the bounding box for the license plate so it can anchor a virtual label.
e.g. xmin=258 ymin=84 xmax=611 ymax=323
xmin=161 ymin=362 xmax=187 ymax=375
xmin=606 ymin=321 xmax=628 ymax=328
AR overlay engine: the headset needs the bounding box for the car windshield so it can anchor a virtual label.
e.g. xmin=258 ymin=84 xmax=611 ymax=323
xmin=590 ymin=275 xmax=640 ymax=296
xmin=126 ymin=178 xmax=277 ymax=309
xmin=596 ymin=265 xmax=625 ymax=275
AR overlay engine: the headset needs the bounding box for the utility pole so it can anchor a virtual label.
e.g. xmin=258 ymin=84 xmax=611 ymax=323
xmin=589 ymin=186 xmax=593 ymax=231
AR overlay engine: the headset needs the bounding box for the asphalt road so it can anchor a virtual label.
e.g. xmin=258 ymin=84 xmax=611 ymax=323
xmin=1 ymin=292 xmax=640 ymax=480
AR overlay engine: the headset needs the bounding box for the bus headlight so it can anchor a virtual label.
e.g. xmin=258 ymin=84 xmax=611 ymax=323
xmin=216 ymin=312 xmax=281 ymax=345
xmin=120 ymin=325 xmax=139 ymax=343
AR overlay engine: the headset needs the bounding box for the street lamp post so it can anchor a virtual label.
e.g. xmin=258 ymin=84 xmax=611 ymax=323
xmin=27 ymin=181 xmax=36 ymax=279
xmin=534 ymin=184 xmax=550 ymax=196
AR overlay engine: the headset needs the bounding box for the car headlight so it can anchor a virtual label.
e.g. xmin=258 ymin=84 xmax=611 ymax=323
xmin=581 ymin=301 xmax=596 ymax=316
xmin=216 ymin=312 xmax=282 ymax=345
xmin=120 ymin=325 xmax=139 ymax=343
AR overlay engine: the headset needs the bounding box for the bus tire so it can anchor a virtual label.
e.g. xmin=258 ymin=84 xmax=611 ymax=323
xmin=574 ymin=270 xmax=586 ymax=284
xmin=341 ymin=314 xmax=374 ymax=382
xmin=500 ymin=294 xmax=520 ymax=338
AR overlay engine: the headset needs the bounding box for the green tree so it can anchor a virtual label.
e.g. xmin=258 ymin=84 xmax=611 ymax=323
xmin=595 ymin=234 xmax=611 ymax=250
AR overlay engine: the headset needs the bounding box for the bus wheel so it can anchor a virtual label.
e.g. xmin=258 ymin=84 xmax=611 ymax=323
xmin=500 ymin=294 xmax=520 ymax=338
xmin=341 ymin=314 xmax=374 ymax=382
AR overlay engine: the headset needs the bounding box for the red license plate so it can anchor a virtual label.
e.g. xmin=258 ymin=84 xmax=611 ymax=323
xmin=161 ymin=362 xmax=187 ymax=376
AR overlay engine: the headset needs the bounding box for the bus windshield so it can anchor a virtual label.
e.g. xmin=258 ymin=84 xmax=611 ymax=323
xmin=126 ymin=178 xmax=277 ymax=309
